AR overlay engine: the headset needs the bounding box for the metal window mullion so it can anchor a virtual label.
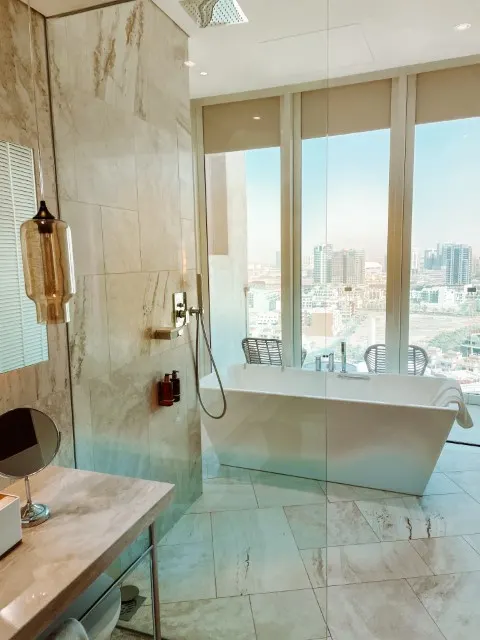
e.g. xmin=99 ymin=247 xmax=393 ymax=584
xmin=192 ymin=104 xmax=211 ymax=378
xmin=292 ymin=93 xmax=303 ymax=368
xmin=399 ymin=75 xmax=417 ymax=373
xmin=385 ymin=76 xmax=408 ymax=373
xmin=280 ymin=93 xmax=295 ymax=367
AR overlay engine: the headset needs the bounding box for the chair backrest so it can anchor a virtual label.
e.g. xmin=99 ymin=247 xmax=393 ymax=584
xmin=242 ymin=338 xmax=283 ymax=366
xmin=408 ymin=344 xmax=429 ymax=376
xmin=364 ymin=343 xmax=429 ymax=375
xmin=364 ymin=344 xmax=387 ymax=373
xmin=241 ymin=338 xmax=308 ymax=367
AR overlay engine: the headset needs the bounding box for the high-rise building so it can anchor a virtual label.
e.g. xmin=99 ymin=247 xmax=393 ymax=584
xmin=313 ymin=244 xmax=332 ymax=284
xmin=331 ymin=249 xmax=365 ymax=286
xmin=411 ymin=248 xmax=420 ymax=273
xmin=275 ymin=250 xmax=281 ymax=269
xmin=444 ymin=244 xmax=472 ymax=285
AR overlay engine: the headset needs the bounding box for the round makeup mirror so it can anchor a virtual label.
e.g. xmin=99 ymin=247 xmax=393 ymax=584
xmin=0 ymin=408 xmax=61 ymax=527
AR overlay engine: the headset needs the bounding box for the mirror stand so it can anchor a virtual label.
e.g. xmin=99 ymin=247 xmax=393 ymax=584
xmin=21 ymin=476 xmax=50 ymax=528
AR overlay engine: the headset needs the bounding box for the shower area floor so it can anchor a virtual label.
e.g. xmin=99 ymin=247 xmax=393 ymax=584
xmin=117 ymin=442 xmax=480 ymax=640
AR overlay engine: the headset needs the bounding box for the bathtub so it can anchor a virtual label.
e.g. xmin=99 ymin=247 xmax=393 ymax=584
xmin=200 ymin=364 xmax=466 ymax=495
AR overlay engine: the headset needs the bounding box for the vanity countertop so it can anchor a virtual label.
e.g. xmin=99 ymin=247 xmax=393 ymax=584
xmin=0 ymin=466 xmax=174 ymax=640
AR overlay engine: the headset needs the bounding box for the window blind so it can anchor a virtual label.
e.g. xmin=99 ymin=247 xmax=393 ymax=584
xmin=301 ymin=79 xmax=392 ymax=139
xmin=416 ymin=64 xmax=480 ymax=124
xmin=0 ymin=141 xmax=48 ymax=374
xmin=203 ymin=97 xmax=281 ymax=154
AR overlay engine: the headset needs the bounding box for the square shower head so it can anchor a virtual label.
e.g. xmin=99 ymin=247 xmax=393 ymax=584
xmin=180 ymin=0 xmax=248 ymax=28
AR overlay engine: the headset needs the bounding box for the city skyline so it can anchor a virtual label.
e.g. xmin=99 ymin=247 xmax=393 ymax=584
xmin=245 ymin=117 xmax=480 ymax=264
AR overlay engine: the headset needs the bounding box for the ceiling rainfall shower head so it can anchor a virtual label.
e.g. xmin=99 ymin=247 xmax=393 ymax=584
xmin=180 ymin=0 xmax=248 ymax=28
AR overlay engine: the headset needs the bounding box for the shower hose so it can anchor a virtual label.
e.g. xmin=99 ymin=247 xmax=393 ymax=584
xmin=194 ymin=309 xmax=227 ymax=420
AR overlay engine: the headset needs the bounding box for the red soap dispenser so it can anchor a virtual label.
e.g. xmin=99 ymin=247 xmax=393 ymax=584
xmin=158 ymin=374 xmax=174 ymax=407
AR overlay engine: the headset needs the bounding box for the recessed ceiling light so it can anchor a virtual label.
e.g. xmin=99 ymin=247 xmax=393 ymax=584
xmin=253 ymin=116 xmax=261 ymax=120
xmin=200 ymin=71 xmax=208 ymax=76
xmin=184 ymin=60 xmax=196 ymax=67
xmin=455 ymin=22 xmax=472 ymax=31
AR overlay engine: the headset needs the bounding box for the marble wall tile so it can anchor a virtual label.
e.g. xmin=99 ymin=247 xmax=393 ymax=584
xmin=177 ymin=123 xmax=195 ymax=221
xmin=60 ymin=200 xmax=105 ymax=275
xmin=0 ymin=0 xmax=73 ymax=467
xmin=105 ymin=272 xmax=169 ymax=370
xmin=48 ymin=0 xmax=199 ymax=548
xmin=74 ymin=94 xmax=138 ymax=209
xmin=135 ymin=116 xmax=181 ymax=272
xmin=101 ymin=206 xmax=141 ymax=273
xmin=90 ymin=366 xmax=152 ymax=479
xmin=181 ymin=218 xmax=197 ymax=271
xmin=33 ymin=389 xmax=75 ymax=468
xmin=69 ymin=275 xmax=110 ymax=384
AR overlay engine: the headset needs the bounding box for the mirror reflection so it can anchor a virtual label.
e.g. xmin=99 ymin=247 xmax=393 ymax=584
xmin=0 ymin=408 xmax=60 ymax=479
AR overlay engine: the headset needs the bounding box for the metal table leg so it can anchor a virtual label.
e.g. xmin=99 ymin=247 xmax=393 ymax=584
xmin=149 ymin=523 xmax=163 ymax=640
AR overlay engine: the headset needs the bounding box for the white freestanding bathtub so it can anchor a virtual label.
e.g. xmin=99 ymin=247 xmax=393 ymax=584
xmin=200 ymin=365 xmax=468 ymax=495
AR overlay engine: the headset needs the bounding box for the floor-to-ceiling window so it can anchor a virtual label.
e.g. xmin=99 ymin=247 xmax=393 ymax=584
xmin=300 ymin=81 xmax=391 ymax=371
xmin=203 ymin=98 xmax=281 ymax=372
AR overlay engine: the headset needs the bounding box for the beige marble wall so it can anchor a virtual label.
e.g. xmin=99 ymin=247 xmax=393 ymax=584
xmin=0 ymin=0 xmax=74 ymax=476
xmin=47 ymin=0 xmax=201 ymax=533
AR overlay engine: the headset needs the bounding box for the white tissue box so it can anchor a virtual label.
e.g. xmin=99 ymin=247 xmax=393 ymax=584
xmin=0 ymin=493 xmax=22 ymax=557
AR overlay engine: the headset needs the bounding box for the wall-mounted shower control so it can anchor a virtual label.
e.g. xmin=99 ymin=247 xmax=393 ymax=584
xmin=151 ymin=291 xmax=190 ymax=341
xmin=174 ymin=292 xmax=189 ymax=328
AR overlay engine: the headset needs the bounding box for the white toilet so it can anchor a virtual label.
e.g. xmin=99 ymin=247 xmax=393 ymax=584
xmin=39 ymin=574 xmax=121 ymax=640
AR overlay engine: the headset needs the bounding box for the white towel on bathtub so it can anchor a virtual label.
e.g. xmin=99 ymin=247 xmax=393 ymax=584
xmin=46 ymin=620 xmax=89 ymax=640
xmin=432 ymin=380 xmax=474 ymax=428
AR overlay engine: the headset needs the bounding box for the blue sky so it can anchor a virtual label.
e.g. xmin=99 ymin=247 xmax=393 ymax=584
xmin=244 ymin=118 xmax=480 ymax=264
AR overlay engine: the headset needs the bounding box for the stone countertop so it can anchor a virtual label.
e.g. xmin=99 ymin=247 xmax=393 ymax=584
xmin=0 ymin=466 xmax=174 ymax=640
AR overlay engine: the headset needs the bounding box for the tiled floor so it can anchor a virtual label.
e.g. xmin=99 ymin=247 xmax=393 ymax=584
xmin=119 ymin=442 xmax=480 ymax=640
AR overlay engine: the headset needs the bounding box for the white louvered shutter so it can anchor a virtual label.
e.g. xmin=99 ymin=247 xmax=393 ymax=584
xmin=0 ymin=141 xmax=48 ymax=373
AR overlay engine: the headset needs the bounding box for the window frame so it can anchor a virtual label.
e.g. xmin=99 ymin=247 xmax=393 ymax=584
xmin=192 ymin=60 xmax=480 ymax=374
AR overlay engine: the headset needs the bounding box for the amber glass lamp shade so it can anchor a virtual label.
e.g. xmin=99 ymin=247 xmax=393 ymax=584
xmin=20 ymin=201 xmax=76 ymax=324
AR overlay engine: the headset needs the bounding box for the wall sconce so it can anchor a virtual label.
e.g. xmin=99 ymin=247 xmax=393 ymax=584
xmin=20 ymin=201 xmax=75 ymax=324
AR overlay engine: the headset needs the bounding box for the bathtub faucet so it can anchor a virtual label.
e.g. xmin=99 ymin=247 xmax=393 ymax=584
xmin=315 ymin=353 xmax=335 ymax=372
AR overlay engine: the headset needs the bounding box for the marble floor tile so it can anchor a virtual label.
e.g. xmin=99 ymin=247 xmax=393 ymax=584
xmin=251 ymin=471 xmax=325 ymax=508
xmin=410 ymin=536 xmax=480 ymax=574
xmin=160 ymin=597 xmax=256 ymax=640
xmin=409 ymin=571 xmax=480 ymax=640
xmin=318 ymin=580 xmax=445 ymax=639
xmin=423 ymin=472 xmax=466 ymax=495
xmin=158 ymin=542 xmax=216 ymax=603
xmin=284 ymin=502 xmax=378 ymax=549
xmin=435 ymin=443 xmax=480 ymax=473
xmin=250 ymin=589 xmax=327 ymax=640
xmin=464 ymin=533 xmax=480 ymax=554
xmin=325 ymin=482 xmax=402 ymax=503
xmin=204 ymin=463 xmax=253 ymax=483
xmin=356 ymin=493 xmax=480 ymax=541
xmin=301 ymin=541 xmax=432 ymax=588
xmin=212 ymin=507 xmax=311 ymax=597
xmin=159 ymin=513 xmax=212 ymax=546
xmin=189 ymin=478 xmax=258 ymax=513
xmin=445 ymin=470 xmax=480 ymax=502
